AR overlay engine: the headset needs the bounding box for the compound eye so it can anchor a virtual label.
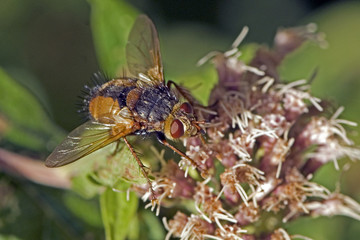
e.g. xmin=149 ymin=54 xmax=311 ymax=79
xmin=180 ymin=102 xmax=193 ymax=114
xmin=170 ymin=119 xmax=184 ymax=139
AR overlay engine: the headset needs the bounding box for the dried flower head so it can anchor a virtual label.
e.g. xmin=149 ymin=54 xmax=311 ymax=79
xmin=129 ymin=24 xmax=360 ymax=239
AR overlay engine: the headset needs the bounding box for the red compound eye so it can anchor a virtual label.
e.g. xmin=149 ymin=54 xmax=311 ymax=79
xmin=180 ymin=102 xmax=193 ymax=114
xmin=170 ymin=119 xmax=184 ymax=138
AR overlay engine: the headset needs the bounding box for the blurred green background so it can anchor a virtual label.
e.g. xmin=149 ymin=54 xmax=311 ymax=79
xmin=0 ymin=0 xmax=360 ymax=239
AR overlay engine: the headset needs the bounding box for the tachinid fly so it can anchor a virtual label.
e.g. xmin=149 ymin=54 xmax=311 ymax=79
xmin=45 ymin=15 xmax=206 ymax=197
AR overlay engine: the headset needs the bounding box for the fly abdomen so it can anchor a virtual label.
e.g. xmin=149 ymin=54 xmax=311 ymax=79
xmin=88 ymin=83 xmax=136 ymax=122
xmin=100 ymin=85 xmax=135 ymax=109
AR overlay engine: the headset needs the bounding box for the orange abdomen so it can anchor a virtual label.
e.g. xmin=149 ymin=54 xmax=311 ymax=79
xmin=89 ymin=96 xmax=121 ymax=123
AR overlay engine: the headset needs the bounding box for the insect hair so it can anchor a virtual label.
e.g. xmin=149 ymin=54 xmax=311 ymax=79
xmin=77 ymin=71 xmax=111 ymax=120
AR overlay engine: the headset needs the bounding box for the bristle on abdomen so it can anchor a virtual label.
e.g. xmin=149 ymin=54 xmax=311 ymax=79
xmin=77 ymin=72 xmax=110 ymax=120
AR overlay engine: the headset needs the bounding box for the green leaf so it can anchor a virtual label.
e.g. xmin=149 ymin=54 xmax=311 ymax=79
xmin=90 ymin=142 xmax=148 ymax=187
xmin=0 ymin=235 xmax=22 ymax=240
xmin=127 ymin=213 xmax=140 ymax=240
xmin=138 ymin=210 xmax=166 ymax=240
xmin=63 ymin=192 xmax=103 ymax=228
xmin=100 ymin=188 xmax=138 ymax=240
xmin=239 ymin=43 xmax=260 ymax=64
xmin=88 ymin=0 xmax=138 ymax=75
xmin=71 ymin=172 xmax=103 ymax=199
xmin=70 ymin=142 xmax=147 ymax=198
xmin=174 ymin=64 xmax=218 ymax=105
xmin=0 ymin=68 xmax=64 ymax=152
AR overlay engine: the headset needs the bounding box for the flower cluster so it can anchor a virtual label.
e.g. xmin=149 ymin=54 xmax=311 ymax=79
xmin=135 ymin=24 xmax=360 ymax=239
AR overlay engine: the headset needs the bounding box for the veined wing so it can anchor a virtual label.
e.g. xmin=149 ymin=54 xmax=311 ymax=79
xmin=45 ymin=121 xmax=132 ymax=167
xmin=126 ymin=15 xmax=164 ymax=86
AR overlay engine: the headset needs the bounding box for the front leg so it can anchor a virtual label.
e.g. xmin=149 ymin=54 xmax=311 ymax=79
xmin=167 ymin=80 xmax=200 ymax=106
xmin=156 ymin=132 xmax=208 ymax=178
xmin=167 ymin=80 xmax=217 ymax=118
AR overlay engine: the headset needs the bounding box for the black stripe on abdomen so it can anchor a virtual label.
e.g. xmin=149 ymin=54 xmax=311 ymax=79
xmin=99 ymin=85 xmax=135 ymax=109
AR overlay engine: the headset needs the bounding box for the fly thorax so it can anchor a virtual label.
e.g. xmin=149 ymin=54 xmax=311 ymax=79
xmin=134 ymin=86 xmax=178 ymax=122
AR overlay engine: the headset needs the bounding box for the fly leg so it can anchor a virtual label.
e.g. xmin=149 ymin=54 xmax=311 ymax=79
xmin=167 ymin=80 xmax=217 ymax=123
xmin=156 ymin=132 xmax=209 ymax=178
xmin=123 ymin=137 xmax=156 ymax=200
xmin=111 ymin=140 xmax=122 ymax=156
xmin=167 ymin=80 xmax=200 ymax=106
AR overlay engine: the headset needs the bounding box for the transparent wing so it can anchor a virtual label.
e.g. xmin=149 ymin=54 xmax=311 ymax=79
xmin=45 ymin=121 xmax=130 ymax=167
xmin=126 ymin=15 xmax=164 ymax=85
